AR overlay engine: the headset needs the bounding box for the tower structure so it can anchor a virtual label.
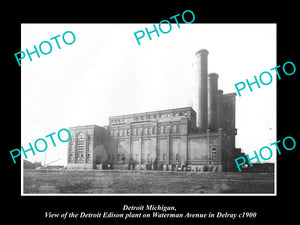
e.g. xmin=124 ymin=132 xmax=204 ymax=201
xmin=194 ymin=49 xmax=209 ymax=132
xmin=207 ymin=73 xmax=219 ymax=131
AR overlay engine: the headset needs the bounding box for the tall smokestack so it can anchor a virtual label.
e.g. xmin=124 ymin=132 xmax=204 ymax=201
xmin=194 ymin=49 xmax=209 ymax=131
xmin=217 ymin=90 xmax=224 ymax=129
xmin=207 ymin=73 xmax=219 ymax=131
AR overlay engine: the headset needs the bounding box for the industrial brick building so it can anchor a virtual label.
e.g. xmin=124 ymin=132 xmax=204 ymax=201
xmin=67 ymin=49 xmax=239 ymax=171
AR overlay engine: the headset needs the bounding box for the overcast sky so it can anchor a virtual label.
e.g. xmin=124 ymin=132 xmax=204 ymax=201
xmin=21 ymin=23 xmax=276 ymax=166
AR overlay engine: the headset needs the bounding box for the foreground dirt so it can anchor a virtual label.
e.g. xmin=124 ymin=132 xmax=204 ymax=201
xmin=23 ymin=170 xmax=274 ymax=194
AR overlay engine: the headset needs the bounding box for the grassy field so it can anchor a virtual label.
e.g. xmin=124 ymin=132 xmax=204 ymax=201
xmin=23 ymin=169 xmax=274 ymax=194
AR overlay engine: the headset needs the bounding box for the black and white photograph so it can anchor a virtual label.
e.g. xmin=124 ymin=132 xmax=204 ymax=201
xmin=5 ymin=5 xmax=297 ymax=225
xmin=21 ymin=23 xmax=276 ymax=195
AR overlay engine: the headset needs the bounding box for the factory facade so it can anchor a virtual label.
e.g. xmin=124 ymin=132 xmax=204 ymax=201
xmin=67 ymin=49 xmax=239 ymax=171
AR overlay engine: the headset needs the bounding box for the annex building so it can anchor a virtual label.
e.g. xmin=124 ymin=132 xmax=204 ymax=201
xmin=67 ymin=49 xmax=240 ymax=171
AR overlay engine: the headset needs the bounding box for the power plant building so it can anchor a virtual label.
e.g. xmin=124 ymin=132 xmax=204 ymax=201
xmin=67 ymin=49 xmax=239 ymax=171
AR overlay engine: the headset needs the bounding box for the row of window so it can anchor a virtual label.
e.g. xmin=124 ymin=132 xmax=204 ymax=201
xmin=110 ymin=125 xmax=180 ymax=136
xmin=107 ymin=151 xmax=217 ymax=163
xmin=107 ymin=153 xmax=173 ymax=162
xmin=70 ymin=141 xmax=91 ymax=152
xmin=108 ymin=148 xmax=217 ymax=163
xmin=69 ymin=153 xmax=92 ymax=161
xmin=70 ymin=150 xmax=217 ymax=163
xmin=111 ymin=112 xmax=188 ymax=124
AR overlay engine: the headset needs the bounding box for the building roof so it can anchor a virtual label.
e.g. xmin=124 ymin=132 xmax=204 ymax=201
xmin=69 ymin=124 xmax=103 ymax=130
xmin=109 ymin=106 xmax=195 ymax=119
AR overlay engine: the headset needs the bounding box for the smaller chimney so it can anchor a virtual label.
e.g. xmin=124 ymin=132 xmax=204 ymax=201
xmin=207 ymin=73 xmax=219 ymax=131
xmin=217 ymin=89 xmax=224 ymax=129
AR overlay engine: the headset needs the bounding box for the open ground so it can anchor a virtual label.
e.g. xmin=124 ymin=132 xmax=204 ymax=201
xmin=23 ymin=170 xmax=274 ymax=194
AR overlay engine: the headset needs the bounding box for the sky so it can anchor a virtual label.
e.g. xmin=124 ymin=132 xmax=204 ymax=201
xmin=21 ymin=23 xmax=276 ymax=166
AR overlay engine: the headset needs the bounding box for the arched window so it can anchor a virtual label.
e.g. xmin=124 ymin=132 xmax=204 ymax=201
xmin=78 ymin=132 xmax=84 ymax=140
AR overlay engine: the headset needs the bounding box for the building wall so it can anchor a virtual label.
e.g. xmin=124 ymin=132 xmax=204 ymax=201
xmin=187 ymin=131 xmax=222 ymax=170
xmin=221 ymin=93 xmax=237 ymax=171
xmin=66 ymin=96 xmax=236 ymax=171
xmin=67 ymin=125 xmax=106 ymax=170
xmin=106 ymin=107 xmax=194 ymax=165
xmin=66 ymin=98 xmax=236 ymax=172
